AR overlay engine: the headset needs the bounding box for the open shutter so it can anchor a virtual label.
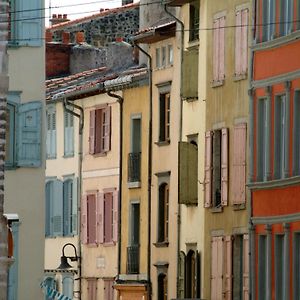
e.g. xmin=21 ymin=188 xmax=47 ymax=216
xmin=112 ymin=189 xmax=119 ymax=242
xmin=204 ymin=131 xmax=212 ymax=207
xmin=195 ymin=251 xmax=201 ymax=298
xmin=221 ymin=128 xmax=228 ymax=206
xmin=216 ymin=237 xmax=224 ymax=299
xmin=213 ymin=19 xmax=219 ymax=81
xmin=243 ymin=234 xmax=250 ymax=300
xmin=52 ymin=180 xmax=63 ymax=236
xmin=63 ymin=181 xmax=71 ymax=236
xmin=16 ymin=0 xmax=42 ymax=47
xmin=89 ymin=110 xmax=96 ymax=154
xmin=64 ymin=111 xmax=74 ymax=156
xmin=45 ymin=182 xmax=51 ymax=237
xmin=211 ymin=238 xmax=218 ymax=299
xmin=102 ymin=106 xmax=111 ymax=152
xmin=81 ymin=195 xmax=88 ymax=244
xmin=72 ymin=178 xmax=78 ymax=235
xmin=96 ymin=192 xmax=104 ymax=244
xmin=219 ymin=16 xmax=226 ymax=80
xmin=224 ymin=236 xmax=232 ymax=300
xmin=241 ymin=9 xmax=249 ymax=74
xmin=179 ymin=251 xmax=186 ymax=298
xmin=235 ymin=10 xmax=242 ymax=75
xmin=17 ymin=101 xmax=42 ymax=167
xmin=233 ymin=124 xmax=247 ymax=205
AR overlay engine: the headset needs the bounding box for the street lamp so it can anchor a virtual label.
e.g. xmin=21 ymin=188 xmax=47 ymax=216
xmin=57 ymin=243 xmax=80 ymax=271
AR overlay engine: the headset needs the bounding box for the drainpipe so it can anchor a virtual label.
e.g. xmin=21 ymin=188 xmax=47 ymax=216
xmin=133 ymin=42 xmax=153 ymax=300
xmin=63 ymin=98 xmax=84 ymax=300
xmin=163 ymin=5 xmax=184 ymax=298
xmin=106 ymin=91 xmax=123 ymax=278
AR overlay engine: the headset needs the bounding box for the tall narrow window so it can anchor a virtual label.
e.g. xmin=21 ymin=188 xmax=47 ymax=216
xmin=233 ymin=235 xmax=243 ymax=299
xmin=212 ymin=130 xmax=221 ymax=207
xmin=64 ymin=111 xmax=74 ymax=156
xmin=63 ymin=179 xmax=74 ymax=236
xmin=293 ymin=91 xmax=300 ymax=175
xmin=87 ymin=194 xmax=97 ymax=244
xmin=275 ymin=235 xmax=284 ymax=299
xmin=293 ymin=233 xmax=300 ymax=298
xmin=158 ymin=273 xmax=168 ymax=300
xmin=161 ymin=46 xmax=166 ymax=67
xmin=45 ymin=181 xmax=54 ymax=237
xmin=156 ymin=48 xmax=161 ymax=68
xmin=159 ymin=93 xmax=170 ymax=142
xmin=274 ymin=95 xmax=286 ymax=179
xmin=46 ymin=105 xmax=56 ymax=159
xmin=279 ymin=0 xmax=293 ymax=36
xmin=189 ymin=1 xmax=199 ymax=41
xmin=186 ymin=250 xmax=196 ymax=298
xmin=258 ymin=235 xmax=267 ymax=300
xmin=262 ymin=0 xmax=275 ymax=41
xmin=213 ymin=14 xmax=225 ymax=82
xmin=104 ymin=192 xmax=113 ymax=243
xmin=157 ymin=183 xmax=169 ymax=243
xmin=168 ymin=45 xmax=173 ymax=65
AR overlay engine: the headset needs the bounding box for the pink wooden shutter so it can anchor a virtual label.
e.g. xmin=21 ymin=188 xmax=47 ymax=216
xmin=243 ymin=234 xmax=250 ymax=300
xmin=204 ymin=131 xmax=213 ymax=207
xmin=235 ymin=10 xmax=242 ymax=75
xmin=112 ymin=189 xmax=119 ymax=242
xmin=81 ymin=195 xmax=88 ymax=244
xmin=88 ymin=279 xmax=97 ymax=300
xmin=102 ymin=106 xmax=111 ymax=152
xmin=219 ymin=16 xmax=226 ymax=80
xmin=213 ymin=19 xmax=219 ymax=81
xmin=233 ymin=124 xmax=247 ymax=205
xmin=211 ymin=236 xmax=223 ymax=299
xmin=221 ymin=128 xmax=228 ymax=206
xmin=89 ymin=110 xmax=96 ymax=154
xmin=96 ymin=192 xmax=104 ymax=244
xmin=241 ymin=9 xmax=249 ymax=74
xmin=211 ymin=238 xmax=218 ymax=300
xmin=224 ymin=236 xmax=232 ymax=300
xmin=87 ymin=195 xmax=97 ymax=244
xmin=104 ymin=192 xmax=113 ymax=243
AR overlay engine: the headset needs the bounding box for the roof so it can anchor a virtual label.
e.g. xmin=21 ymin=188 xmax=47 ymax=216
xmin=48 ymin=2 xmax=139 ymax=31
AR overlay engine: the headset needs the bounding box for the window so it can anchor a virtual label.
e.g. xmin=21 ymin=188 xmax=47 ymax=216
xmin=159 ymin=93 xmax=170 ymax=142
xmin=235 ymin=8 xmax=248 ymax=76
xmin=5 ymin=103 xmax=16 ymax=167
xmin=156 ymin=48 xmax=161 ymax=68
xmin=168 ymin=45 xmax=173 ymax=65
xmin=64 ymin=110 xmax=74 ymax=157
xmin=161 ymin=46 xmax=166 ymax=66
xmin=157 ymin=183 xmax=169 ymax=243
xmin=279 ymin=0 xmax=293 ymax=36
xmin=274 ymin=95 xmax=286 ymax=179
xmin=87 ymin=278 xmax=97 ymax=300
xmin=63 ymin=179 xmax=77 ymax=236
xmin=204 ymin=128 xmax=228 ymax=208
xmin=258 ymin=235 xmax=267 ymax=300
xmin=156 ymin=46 xmax=173 ymax=68
xmin=293 ymin=233 xmax=300 ymax=298
xmin=104 ymin=192 xmax=113 ymax=243
xmin=275 ymin=235 xmax=284 ymax=299
xmin=189 ymin=1 xmax=199 ymax=41
xmin=62 ymin=275 xmax=74 ymax=299
xmin=261 ymin=0 xmax=275 ymax=42
xmin=293 ymin=91 xmax=300 ymax=175
xmin=104 ymin=279 xmax=114 ymax=300
xmin=89 ymin=106 xmax=111 ymax=155
xmin=46 ymin=105 xmax=56 ymax=159
xmin=213 ymin=14 xmax=225 ymax=83
xmin=157 ymin=273 xmax=168 ymax=300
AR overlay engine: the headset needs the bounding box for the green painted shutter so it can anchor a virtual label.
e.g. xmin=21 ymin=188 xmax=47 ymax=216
xmin=17 ymin=101 xmax=42 ymax=167
xmin=16 ymin=0 xmax=43 ymax=46
xmin=72 ymin=178 xmax=78 ymax=235
xmin=178 ymin=141 xmax=198 ymax=205
xmin=52 ymin=180 xmax=63 ymax=236
xmin=182 ymin=49 xmax=198 ymax=100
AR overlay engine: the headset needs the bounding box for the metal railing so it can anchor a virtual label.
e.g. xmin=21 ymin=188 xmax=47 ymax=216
xmin=128 ymin=152 xmax=141 ymax=182
xmin=127 ymin=245 xmax=139 ymax=274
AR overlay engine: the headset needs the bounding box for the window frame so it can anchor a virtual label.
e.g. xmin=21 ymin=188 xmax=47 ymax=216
xmin=64 ymin=109 xmax=74 ymax=157
xmin=258 ymin=234 xmax=267 ymax=300
xmin=46 ymin=104 xmax=57 ymax=159
xmin=261 ymin=0 xmax=275 ymax=42
xmin=157 ymin=273 xmax=168 ymax=300
xmin=189 ymin=1 xmax=200 ymax=42
xmin=63 ymin=179 xmax=74 ymax=236
xmin=293 ymin=90 xmax=300 ymax=175
xmin=157 ymin=183 xmax=169 ymax=243
xmin=274 ymin=234 xmax=284 ymax=299
xmin=159 ymin=92 xmax=171 ymax=143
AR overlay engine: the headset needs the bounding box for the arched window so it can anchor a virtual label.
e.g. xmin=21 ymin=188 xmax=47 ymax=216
xmin=158 ymin=273 xmax=168 ymax=300
xmin=158 ymin=183 xmax=169 ymax=243
xmin=186 ymin=250 xmax=196 ymax=298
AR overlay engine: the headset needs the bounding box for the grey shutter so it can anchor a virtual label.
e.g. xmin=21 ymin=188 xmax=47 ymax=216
xmin=72 ymin=178 xmax=78 ymax=235
xmin=17 ymin=101 xmax=42 ymax=167
xmin=63 ymin=180 xmax=72 ymax=236
xmin=179 ymin=251 xmax=186 ymax=298
xmin=52 ymin=180 xmax=63 ymax=236
xmin=178 ymin=142 xmax=198 ymax=205
xmin=45 ymin=182 xmax=52 ymax=237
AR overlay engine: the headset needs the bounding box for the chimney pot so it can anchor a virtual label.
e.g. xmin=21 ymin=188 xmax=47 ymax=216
xmin=76 ymin=32 xmax=85 ymax=44
xmin=100 ymin=8 xmax=104 ymax=12
xmin=63 ymin=14 xmax=67 ymax=19
xmin=58 ymin=14 xmax=62 ymax=19
xmin=45 ymin=30 xmax=52 ymax=43
xmin=62 ymin=31 xmax=70 ymax=44
xmin=52 ymin=14 xmax=57 ymax=18
xmin=115 ymin=37 xmax=123 ymax=42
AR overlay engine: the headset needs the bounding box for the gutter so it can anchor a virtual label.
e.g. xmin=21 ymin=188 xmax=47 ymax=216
xmin=163 ymin=5 xmax=184 ymax=298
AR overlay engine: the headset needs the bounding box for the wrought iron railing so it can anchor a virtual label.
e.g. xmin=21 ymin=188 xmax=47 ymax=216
xmin=128 ymin=152 xmax=141 ymax=182
xmin=127 ymin=245 xmax=139 ymax=274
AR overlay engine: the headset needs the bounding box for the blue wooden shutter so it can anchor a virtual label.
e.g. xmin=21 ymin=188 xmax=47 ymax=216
xmin=63 ymin=180 xmax=72 ymax=236
xmin=45 ymin=181 xmax=52 ymax=237
xmin=72 ymin=178 xmax=78 ymax=235
xmin=52 ymin=180 xmax=63 ymax=236
xmin=64 ymin=111 xmax=74 ymax=156
xmin=46 ymin=105 xmax=56 ymax=158
xmin=16 ymin=0 xmax=42 ymax=47
xmin=62 ymin=276 xmax=74 ymax=298
xmin=17 ymin=101 xmax=42 ymax=167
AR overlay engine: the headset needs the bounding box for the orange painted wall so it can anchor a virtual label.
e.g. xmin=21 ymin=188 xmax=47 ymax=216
xmin=253 ymin=39 xmax=300 ymax=81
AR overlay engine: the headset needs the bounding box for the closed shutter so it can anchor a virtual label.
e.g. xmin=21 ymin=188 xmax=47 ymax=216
xmin=64 ymin=111 xmax=74 ymax=156
xmin=102 ymin=106 xmax=111 ymax=152
xmin=72 ymin=178 xmax=78 ymax=235
xmin=213 ymin=19 xmax=220 ymax=81
xmin=63 ymin=180 xmax=72 ymax=236
xmin=241 ymin=9 xmax=249 ymax=74
xmin=204 ymin=131 xmax=212 ymax=207
xmin=195 ymin=251 xmax=201 ymax=297
xmin=219 ymin=16 xmax=226 ymax=80
xmin=221 ymin=128 xmax=228 ymax=206
xmin=235 ymin=10 xmax=242 ymax=75
xmin=81 ymin=195 xmax=88 ymax=244
xmin=104 ymin=192 xmax=113 ymax=243
xmin=211 ymin=236 xmax=223 ymax=300
xmin=87 ymin=279 xmax=97 ymax=300
xmin=16 ymin=0 xmax=42 ymax=47
xmin=112 ymin=189 xmax=118 ymax=242
xmin=224 ymin=236 xmax=232 ymax=300
xmin=233 ymin=124 xmax=247 ymax=205
xmin=45 ymin=182 xmax=52 ymax=237
xmin=62 ymin=276 xmax=74 ymax=299
xmin=178 ymin=251 xmax=186 ymax=298
xmin=46 ymin=106 xmax=56 ymax=158
xmin=52 ymin=180 xmax=63 ymax=236
xmin=96 ymin=192 xmax=104 ymax=244
xmin=17 ymin=101 xmax=42 ymax=167
xmin=104 ymin=279 xmax=114 ymax=300
xmin=243 ymin=234 xmax=249 ymax=299
xmin=89 ymin=110 xmax=96 ymax=154
xmin=87 ymin=194 xmax=97 ymax=244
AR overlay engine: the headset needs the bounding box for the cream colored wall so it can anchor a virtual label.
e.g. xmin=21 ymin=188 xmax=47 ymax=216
xmin=179 ymin=1 xmax=207 ymax=298
xmin=120 ymin=86 xmax=149 ymax=276
xmin=150 ymin=37 xmax=180 ymax=300
xmin=4 ymin=46 xmax=45 ymax=300
xmin=203 ymin=1 xmax=251 ymax=298
xmin=80 ymin=93 xmax=120 ymax=300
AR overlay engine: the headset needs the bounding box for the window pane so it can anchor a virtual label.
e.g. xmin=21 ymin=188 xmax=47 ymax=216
xmin=168 ymin=45 xmax=173 ymax=65
xmin=156 ymin=48 xmax=161 ymax=68
xmin=162 ymin=46 xmax=166 ymax=66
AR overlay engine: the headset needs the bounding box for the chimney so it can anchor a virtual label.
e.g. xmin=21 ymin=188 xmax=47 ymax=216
xmin=100 ymin=8 xmax=105 ymax=12
xmin=115 ymin=37 xmax=123 ymax=43
xmin=45 ymin=29 xmax=52 ymax=43
xmin=122 ymin=0 xmax=133 ymax=5
xmin=76 ymin=32 xmax=85 ymax=44
xmin=50 ymin=13 xmax=70 ymax=26
xmin=62 ymin=31 xmax=70 ymax=44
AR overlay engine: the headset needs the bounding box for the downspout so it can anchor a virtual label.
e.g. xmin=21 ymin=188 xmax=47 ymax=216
xmin=63 ymin=98 xmax=84 ymax=300
xmin=163 ymin=5 xmax=184 ymax=298
xmin=106 ymin=91 xmax=123 ymax=278
xmin=133 ymin=42 xmax=153 ymax=299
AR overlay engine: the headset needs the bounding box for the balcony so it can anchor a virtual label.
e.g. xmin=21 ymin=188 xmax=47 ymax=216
xmin=128 ymin=152 xmax=141 ymax=184
xmin=127 ymin=245 xmax=139 ymax=274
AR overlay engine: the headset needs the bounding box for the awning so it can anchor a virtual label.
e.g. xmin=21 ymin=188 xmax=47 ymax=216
xmin=40 ymin=279 xmax=72 ymax=300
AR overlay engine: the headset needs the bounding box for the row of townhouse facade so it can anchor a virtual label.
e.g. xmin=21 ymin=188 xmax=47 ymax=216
xmin=42 ymin=0 xmax=300 ymax=300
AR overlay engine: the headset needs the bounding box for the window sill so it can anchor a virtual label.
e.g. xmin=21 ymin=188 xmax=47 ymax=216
xmin=155 ymin=140 xmax=170 ymax=147
xmin=63 ymin=154 xmax=74 ymax=158
xmin=8 ymin=42 xmax=20 ymax=49
xmin=187 ymin=39 xmax=199 ymax=49
xmin=102 ymin=242 xmax=116 ymax=247
xmin=233 ymin=203 xmax=246 ymax=211
xmin=46 ymin=156 xmax=57 ymax=160
xmin=91 ymin=152 xmax=108 ymax=157
xmin=211 ymin=79 xmax=225 ymax=88
xmin=153 ymin=241 xmax=169 ymax=248
xmin=233 ymin=73 xmax=247 ymax=81
xmin=210 ymin=206 xmax=223 ymax=213
xmin=155 ymin=64 xmax=173 ymax=71
xmin=5 ymin=164 xmax=18 ymax=170
xmin=127 ymin=181 xmax=141 ymax=189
